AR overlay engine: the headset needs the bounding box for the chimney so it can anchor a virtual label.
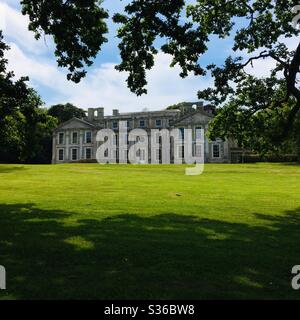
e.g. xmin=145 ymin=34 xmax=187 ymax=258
xmin=96 ymin=108 xmax=104 ymax=119
xmin=88 ymin=108 xmax=95 ymax=121
xmin=197 ymin=102 xmax=204 ymax=112
xmin=113 ymin=109 xmax=119 ymax=116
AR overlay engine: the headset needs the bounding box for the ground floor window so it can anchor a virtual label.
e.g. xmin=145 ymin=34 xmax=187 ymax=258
xmin=212 ymin=144 xmax=220 ymax=158
xmin=195 ymin=144 xmax=202 ymax=157
xmin=58 ymin=149 xmax=64 ymax=161
xmin=86 ymin=148 xmax=92 ymax=160
xmin=72 ymin=148 xmax=78 ymax=161
xmin=177 ymin=146 xmax=184 ymax=159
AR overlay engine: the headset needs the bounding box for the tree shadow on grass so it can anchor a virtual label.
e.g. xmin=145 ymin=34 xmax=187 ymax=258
xmin=0 ymin=203 xmax=300 ymax=300
xmin=279 ymin=162 xmax=300 ymax=166
xmin=0 ymin=166 xmax=28 ymax=174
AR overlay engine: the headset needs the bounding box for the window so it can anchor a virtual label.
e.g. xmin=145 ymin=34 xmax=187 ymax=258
xmin=195 ymin=145 xmax=202 ymax=157
xmin=155 ymin=132 xmax=161 ymax=144
xmin=179 ymin=128 xmax=185 ymax=140
xmin=178 ymin=146 xmax=184 ymax=159
xmin=195 ymin=127 xmax=202 ymax=140
xmin=155 ymin=119 xmax=162 ymax=128
xmin=127 ymin=120 xmax=131 ymax=128
xmin=72 ymin=148 xmax=78 ymax=161
xmin=156 ymin=149 xmax=162 ymax=162
xmin=58 ymin=132 xmax=64 ymax=145
xmin=72 ymin=132 xmax=78 ymax=144
xmin=58 ymin=149 xmax=64 ymax=161
xmin=85 ymin=131 xmax=92 ymax=143
xmin=86 ymin=148 xmax=92 ymax=160
xmin=112 ymin=121 xmax=118 ymax=129
xmin=137 ymin=149 xmax=146 ymax=161
xmin=212 ymin=144 xmax=220 ymax=158
xmin=114 ymin=135 xmax=118 ymax=145
xmin=139 ymin=120 xmax=145 ymax=128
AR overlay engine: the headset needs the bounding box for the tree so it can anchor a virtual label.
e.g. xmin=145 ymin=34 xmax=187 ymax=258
xmin=14 ymin=1 xmax=300 ymax=155
xmin=0 ymin=31 xmax=57 ymax=163
xmin=21 ymin=0 xmax=108 ymax=83
xmin=48 ymin=103 xmax=86 ymax=124
xmin=111 ymin=0 xmax=300 ymax=155
xmin=0 ymin=30 xmax=30 ymax=162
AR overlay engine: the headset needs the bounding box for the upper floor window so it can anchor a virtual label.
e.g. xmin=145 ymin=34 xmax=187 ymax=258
xmin=139 ymin=120 xmax=145 ymax=128
xmin=155 ymin=119 xmax=162 ymax=128
xmin=179 ymin=128 xmax=185 ymax=140
xmin=58 ymin=132 xmax=64 ymax=145
xmin=72 ymin=132 xmax=78 ymax=144
xmin=212 ymin=144 xmax=220 ymax=158
xmin=85 ymin=131 xmax=92 ymax=144
xmin=195 ymin=127 xmax=202 ymax=140
xmin=112 ymin=121 xmax=118 ymax=129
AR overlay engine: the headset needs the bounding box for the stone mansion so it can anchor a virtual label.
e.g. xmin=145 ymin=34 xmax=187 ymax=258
xmin=52 ymin=102 xmax=236 ymax=164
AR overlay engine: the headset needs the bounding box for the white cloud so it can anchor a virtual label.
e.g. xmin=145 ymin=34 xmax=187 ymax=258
xmin=67 ymin=52 xmax=212 ymax=113
xmin=2 ymin=1 xmax=211 ymax=114
xmin=242 ymin=36 xmax=299 ymax=78
xmin=0 ymin=2 xmax=52 ymax=54
xmin=5 ymin=42 xmax=211 ymax=114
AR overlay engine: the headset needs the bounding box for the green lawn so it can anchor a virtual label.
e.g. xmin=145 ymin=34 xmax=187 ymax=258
xmin=0 ymin=163 xmax=300 ymax=299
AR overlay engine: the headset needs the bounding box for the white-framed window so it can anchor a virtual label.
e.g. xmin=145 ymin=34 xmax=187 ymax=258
xmin=195 ymin=127 xmax=202 ymax=140
xmin=155 ymin=119 xmax=162 ymax=128
xmin=58 ymin=132 xmax=64 ymax=145
xmin=112 ymin=121 xmax=118 ymax=129
xmin=85 ymin=148 xmax=92 ymax=160
xmin=85 ymin=131 xmax=92 ymax=144
xmin=155 ymin=132 xmax=161 ymax=144
xmin=72 ymin=132 xmax=78 ymax=144
xmin=155 ymin=149 xmax=162 ymax=161
xmin=195 ymin=144 xmax=202 ymax=157
xmin=58 ymin=149 xmax=64 ymax=161
xmin=139 ymin=120 xmax=145 ymax=128
xmin=212 ymin=144 xmax=220 ymax=158
xmin=71 ymin=148 xmax=78 ymax=161
xmin=137 ymin=149 xmax=146 ymax=161
xmin=113 ymin=135 xmax=118 ymax=145
xmin=126 ymin=120 xmax=131 ymax=128
xmin=178 ymin=146 xmax=184 ymax=159
xmin=179 ymin=128 xmax=185 ymax=140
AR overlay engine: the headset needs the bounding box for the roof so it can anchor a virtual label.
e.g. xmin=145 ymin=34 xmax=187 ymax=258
xmin=54 ymin=117 xmax=97 ymax=131
xmin=173 ymin=109 xmax=214 ymax=126
xmin=104 ymin=109 xmax=181 ymax=120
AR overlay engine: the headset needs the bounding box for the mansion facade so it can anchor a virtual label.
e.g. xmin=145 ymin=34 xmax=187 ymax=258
xmin=52 ymin=102 xmax=234 ymax=164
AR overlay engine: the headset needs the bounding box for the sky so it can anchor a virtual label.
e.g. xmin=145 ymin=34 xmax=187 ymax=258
xmin=0 ymin=0 xmax=299 ymax=115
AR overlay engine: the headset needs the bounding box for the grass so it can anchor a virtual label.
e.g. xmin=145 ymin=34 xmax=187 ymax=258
xmin=0 ymin=162 xmax=300 ymax=299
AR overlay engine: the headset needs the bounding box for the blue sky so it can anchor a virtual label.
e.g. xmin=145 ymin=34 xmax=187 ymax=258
xmin=0 ymin=0 xmax=298 ymax=114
